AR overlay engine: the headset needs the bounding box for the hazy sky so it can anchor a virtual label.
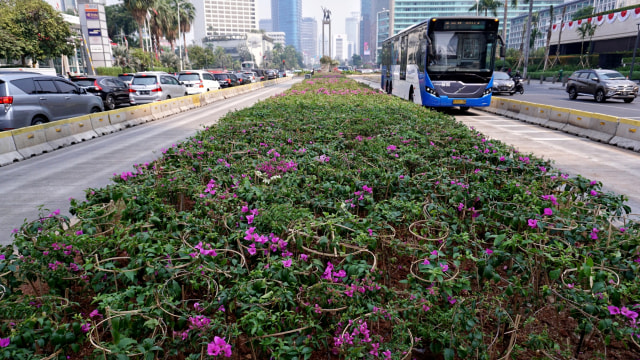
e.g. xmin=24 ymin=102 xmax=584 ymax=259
xmin=257 ymin=0 xmax=361 ymax=35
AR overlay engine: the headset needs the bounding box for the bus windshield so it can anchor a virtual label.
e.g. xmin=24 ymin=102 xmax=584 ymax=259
xmin=427 ymin=31 xmax=495 ymax=80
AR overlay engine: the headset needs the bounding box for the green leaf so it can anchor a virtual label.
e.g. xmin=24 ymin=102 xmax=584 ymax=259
xmin=549 ymin=269 xmax=561 ymax=281
xmin=444 ymin=348 xmax=455 ymax=360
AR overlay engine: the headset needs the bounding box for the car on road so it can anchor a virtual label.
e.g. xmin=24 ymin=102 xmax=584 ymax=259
xmin=226 ymin=73 xmax=240 ymax=87
xmin=117 ymin=73 xmax=135 ymax=86
xmin=213 ymin=73 xmax=231 ymax=88
xmin=177 ymin=70 xmax=220 ymax=94
xmin=129 ymin=72 xmax=186 ymax=105
xmin=242 ymin=71 xmax=257 ymax=83
xmin=566 ymin=69 xmax=638 ymax=103
xmin=70 ymin=75 xmax=130 ymax=110
xmin=0 ymin=72 xmax=103 ymax=130
xmin=265 ymin=69 xmax=277 ymax=80
xmin=491 ymin=71 xmax=516 ymax=95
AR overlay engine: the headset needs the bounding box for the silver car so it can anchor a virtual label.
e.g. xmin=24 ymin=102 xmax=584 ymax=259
xmin=491 ymin=71 xmax=516 ymax=95
xmin=129 ymin=72 xmax=187 ymax=105
xmin=566 ymin=69 xmax=638 ymax=103
xmin=0 ymin=72 xmax=104 ymax=131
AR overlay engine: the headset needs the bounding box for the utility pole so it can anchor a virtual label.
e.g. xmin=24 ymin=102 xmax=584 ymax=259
xmin=522 ymin=0 xmax=534 ymax=79
xmin=630 ymin=23 xmax=640 ymax=81
xmin=177 ymin=0 xmax=183 ymax=72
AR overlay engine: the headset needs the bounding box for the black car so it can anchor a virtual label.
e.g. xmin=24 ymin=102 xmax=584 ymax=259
xmin=117 ymin=73 xmax=135 ymax=86
xmin=70 ymin=76 xmax=130 ymax=110
xmin=252 ymin=69 xmax=266 ymax=81
xmin=213 ymin=73 xmax=231 ymax=88
xmin=226 ymin=73 xmax=240 ymax=87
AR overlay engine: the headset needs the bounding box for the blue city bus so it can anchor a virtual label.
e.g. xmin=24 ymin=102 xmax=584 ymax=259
xmin=381 ymin=17 xmax=504 ymax=110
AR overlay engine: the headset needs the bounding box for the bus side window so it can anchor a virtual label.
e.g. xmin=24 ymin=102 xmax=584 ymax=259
xmin=417 ymin=31 xmax=426 ymax=72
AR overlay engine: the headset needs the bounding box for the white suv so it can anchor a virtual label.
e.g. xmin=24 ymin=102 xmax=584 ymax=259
xmin=129 ymin=72 xmax=186 ymax=105
xmin=177 ymin=70 xmax=220 ymax=94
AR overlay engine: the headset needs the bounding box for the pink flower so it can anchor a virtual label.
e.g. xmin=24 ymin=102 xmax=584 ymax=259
xmin=566 ymin=283 xmax=574 ymax=289
xmin=89 ymin=309 xmax=102 ymax=319
xmin=282 ymin=259 xmax=292 ymax=268
xmin=241 ymin=205 xmax=249 ymax=213
xmin=367 ymin=228 xmax=373 ymax=236
xmin=0 ymin=254 xmax=6 ymax=260
xmin=246 ymin=214 xmax=254 ymax=224
xmin=608 ymin=305 xmax=621 ymax=315
xmin=422 ymin=259 xmax=430 ymax=265
xmin=457 ymin=203 xmax=464 ymax=211
xmin=485 ymin=248 xmax=493 ymax=255
xmin=81 ymin=323 xmax=91 ymax=333
xmin=621 ymin=307 xmax=639 ymax=321
xmin=590 ymin=228 xmax=599 ymax=240
xmin=0 ymin=337 xmax=10 ymax=348
xmin=528 ymin=219 xmax=538 ymax=229
xmin=207 ymin=336 xmax=232 ymax=357
xmin=447 ymin=296 xmax=457 ymax=304
xmin=300 ymin=254 xmax=308 ymax=261
xmin=431 ymin=250 xmax=438 ymax=256
xmin=543 ymin=208 xmax=553 ymax=216
xmin=386 ymin=145 xmax=397 ymax=151
xmin=362 ymin=185 xmax=373 ymax=193
xmin=440 ymin=263 xmax=449 ymax=272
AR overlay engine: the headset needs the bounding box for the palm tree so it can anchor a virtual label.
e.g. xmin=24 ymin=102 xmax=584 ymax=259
xmin=469 ymin=0 xmax=503 ymax=17
xmin=177 ymin=0 xmax=195 ymax=64
xmin=501 ymin=0 xmax=521 ymax=56
xmin=123 ymin=0 xmax=155 ymax=51
xmin=576 ymin=22 xmax=597 ymax=68
xmin=150 ymin=0 xmax=172 ymax=59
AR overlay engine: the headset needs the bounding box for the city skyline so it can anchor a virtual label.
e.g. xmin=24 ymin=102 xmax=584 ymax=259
xmin=257 ymin=0 xmax=360 ymax=35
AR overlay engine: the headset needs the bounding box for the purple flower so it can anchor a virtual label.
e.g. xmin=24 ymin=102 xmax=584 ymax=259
xmin=608 ymin=306 xmax=621 ymax=315
xmin=590 ymin=228 xmax=599 ymax=240
xmin=89 ymin=310 xmax=102 ymax=318
xmin=543 ymin=208 xmax=553 ymax=216
xmin=300 ymin=254 xmax=308 ymax=261
xmin=367 ymin=228 xmax=373 ymax=236
xmin=621 ymin=307 xmax=639 ymax=321
xmin=207 ymin=336 xmax=232 ymax=357
xmin=282 ymin=259 xmax=292 ymax=268
xmin=422 ymin=259 xmax=430 ymax=265
xmin=0 ymin=337 xmax=10 ymax=348
xmin=440 ymin=263 xmax=449 ymax=272
xmin=386 ymin=145 xmax=397 ymax=151
xmin=485 ymin=248 xmax=493 ymax=255
xmin=75 ymin=230 xmax=83 ymax=236
xmin=457 ymin=203 xmax=464 ymax=211
xmin=590 ymin=190 xmax=599 ymax=197
xmin=0 ymin=254 xmax=5 ymax=260
xmin=431 ymin=250 xmax=438 ymax=256
xmin=246 ymin=214 xmax=254 ymax=224
xmin=528 ymin=219 xmax=538 ymax=229
xmin=81 ymin=323 xmax=91 ymax=333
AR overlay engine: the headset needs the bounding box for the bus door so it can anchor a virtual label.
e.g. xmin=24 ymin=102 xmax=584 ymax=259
xmin=400 ymin=35 xmax=408 ymax=80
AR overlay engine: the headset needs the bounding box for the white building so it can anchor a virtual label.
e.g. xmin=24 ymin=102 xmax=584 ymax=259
xmin=333 ymin=34 xmax=349 ymax=62
xmin=266 ymin=32 xmax=286 ymax=46
xmin=192 ymin=0 xmax=257 ymax=45
xmin=345 ymin=12 xmax=360 ymax=56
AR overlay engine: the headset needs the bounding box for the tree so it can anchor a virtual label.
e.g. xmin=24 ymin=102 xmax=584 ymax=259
xmin=351 ymin=54 xmax=362 ymax=67
xmin=576 ymin=22 xmax=597 ymax=68
xmin=469 ymin=0 xmax=503 ymax=17
xmin=542 ymin=5 xmax=554 ymax=70
xmin=1 ymin=0 xmax=76 ymax=66
xmin=123 ymin=0 xmax=155 ymax=50
xmin=501 ymin=0 xmax=521 ymax=61
xmin=571 ymin=6 xmax=594 ymax=21
xmin=112 ymin=45 xmax=133 ymax=70
xmin=187 ymin=45 xmax=215 ymax=69
xmin=177 ymin=0 xmax=195 ymax=64
xmin=106 ymin=4 xmax=137 ymax=46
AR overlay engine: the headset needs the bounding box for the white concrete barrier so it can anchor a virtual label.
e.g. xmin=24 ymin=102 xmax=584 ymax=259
xmin=125 ymin=104 xmax=154 ymax=126
xmin=108 ymin=109 xmax=128 ymax=131
xmin=610 ymin=118 xmax=640 ymax=151
xmin=67 ymin=115 xmax=98 ymax=142
xmin=90 ymin=111 xmax=116 ymax=135
xmin=0 ymin=130 xmax=23 ymax=166
xmin=12 ymin=124 xmax=53 ymax=158
xmin=43 ymin=119 xmax=74 ymax=149
xmin=546 ymin=106 xmax=570 ymax=130
xmin=564 ymin=110 xmax=618 ymax=143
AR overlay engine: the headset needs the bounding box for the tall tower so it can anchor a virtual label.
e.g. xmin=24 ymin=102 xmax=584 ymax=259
xmin=360 ymin=0 xmax=389 ymax=63
xmin=301 ymin=17 xmax=318 ymax=65
xmin=271 ymin=0 xmax=302 ymax=50
xmin=345 ymin=12 xmax=360 ymax=57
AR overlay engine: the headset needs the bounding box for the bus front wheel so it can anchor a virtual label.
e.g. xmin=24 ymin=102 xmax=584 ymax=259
xmin=460 ymin=106 xmax=470 ymax=111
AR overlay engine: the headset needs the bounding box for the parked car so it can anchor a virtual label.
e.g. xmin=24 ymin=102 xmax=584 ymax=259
xmin=117 ymin=73 xmax=135 ymax=86
xmin=252 ymin=69 xmax=266 ymax=81
xmin=70 ymin=75 xmax=130 ymax=110
xmin=213 ymin=73 xmax=231 ymax=88
xmin=491 ymin=71 xmax=516 ymax=95
xmin=226 ymin=73 xmax=240 ymax=86
xmin=129 ymin=72 xmax=186 ymax=105
xmin=177 ymin=70 xmax=220 ymax=94
xmin=235 ymin=72 xmax=251 ymax=84
xmin=566 ymin=69 xmax=638 ymax=103
xmin=242 ymin=71 xmax=257 ymax=83
xmin=0 ymin=72 xmax=103 ymax=130
xmin=265 ymin=69 xmax=277 ymax=80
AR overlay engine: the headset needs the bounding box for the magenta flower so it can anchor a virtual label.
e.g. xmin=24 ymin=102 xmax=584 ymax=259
xmin=81 ymin=323 xmax=91 ymax=333
xmin=386 ymin=145 xmax=397 ymax=151
xmin=0 ymin=337 xmax=10 ymax=348
xmin=300 ymin=254 xmax=308 ymax=261
xmin=608 ymin=305 xmax=621 ymax=315
xmin=447 ymin=296 xmax=457 ymax=304
xmin=440 ymin=263 xmax=449 ymax=272
xmin=246 ymin=214 xmax=254 ymax=224
xmin=485 ymin=248 xmax=493 ymax=255
xmin=282 ymin=259 xmax=292 ymax=268
xmin=0 ymin=254 xmax=5 ymax=260
xmin=241 ymin=205 xmax=249 ymax=213
xmin=89 ymin=309 xmax=102 ymax=319
xmin=422 ymin=259 xmax=430 ymax=265
xmin=621 ymin=307 xmax=639 ymax=321
xmin=207 ymin=336 xmax=232 ymax=357
xmin=543 ymin=208 xmax=553 ymax=216
xmin=362 ymin=185 xmax=373 ymax=193
xmin=457 ymin=203 xmax=464 ymax=211
xmin=528 ymin=219 xmax=538 ymax=228
xmin=590 ymin=190 xmax=599 ymax=197
xmin=367 ymin=228 xmax=373 ymax=236
xmin=590 ymin=228 xmax=599 ymax=240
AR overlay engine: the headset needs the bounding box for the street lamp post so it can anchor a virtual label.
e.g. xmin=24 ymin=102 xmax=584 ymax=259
xmin=476 ymin=0 xmax=479 ymax=16
xmin=177 ymin=0 xmax=183 ymax=72
xmin=629 ymin=23 xmax=640 ymax=81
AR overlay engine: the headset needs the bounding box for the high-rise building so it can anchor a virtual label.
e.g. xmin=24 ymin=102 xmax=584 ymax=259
xmin=360 ymin=0 xmax=389 ymax=63
xmin=271 ymin=0 xmax=302 ymax=50
xmin=300 ymin=17 xmax=318 ymax=65
xmin=192 ymin=0 xmax=257 ymax=44
xmin=376 ymin=9 xmax=390 ymax=61
xmin=259 ymin=19 xmax=273 ymax=32
xmin=266 ymin=32 xmax=286 ymax=46
xmin=345 ymin=12 xmax=360 ymax=56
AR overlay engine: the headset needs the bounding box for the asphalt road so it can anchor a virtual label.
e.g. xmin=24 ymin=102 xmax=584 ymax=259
xmin=494 ymin=79 xmax=640 ymax=120
xmin=0 ymin=80 xmax=298 ymax=246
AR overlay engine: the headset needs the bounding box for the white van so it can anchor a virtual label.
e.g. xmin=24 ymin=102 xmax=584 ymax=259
xmin=177 ymin=70 xmax=220 ymax=94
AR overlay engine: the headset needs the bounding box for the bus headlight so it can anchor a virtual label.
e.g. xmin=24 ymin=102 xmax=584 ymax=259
xmin=425 ymin=86 xmax=439 ymax=97
xmin=484 ymin=88 xmax=492 ymax=95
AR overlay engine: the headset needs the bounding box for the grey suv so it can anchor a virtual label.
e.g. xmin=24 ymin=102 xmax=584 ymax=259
xmin=566 ymin=69 xmax=638 ymax=103
xmin=129 ymin=72 xmax=187 ymax=105
xmin=0 ymin=72 xmax=104 ymax=131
